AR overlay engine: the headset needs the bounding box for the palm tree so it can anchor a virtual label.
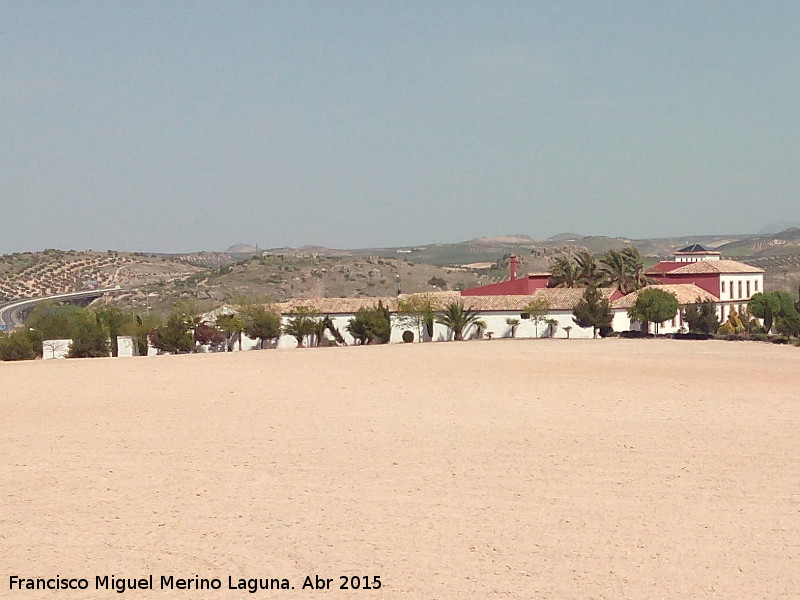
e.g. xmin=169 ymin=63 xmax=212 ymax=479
xmin=598 ymin=246 xmax=655 ymax=294
xmin=548 ymin=255 xmax=581 ymax=288
xmin=216 ymin=313 xmax=245 ymax=351
xmin=506 ymin=317 xmax=520 ymax=338
xmin=474 ymin=319 xmax=488 ymax=340
xmin=598 ymin=249 xmax=632 ymax=293
xmin=120 ymin=312 xmax=162 ymax=356
xmin=622 ymin=246 xmax=655 ymax=291
xmin=545 ymin=318 xmax=559 ymax=338
xmin=575 ymin=250 xmax=600 ymax=287
xmin=436 ymin=301 xmax=482 ymax=341
xmin=282 ymin=307 xmax=319 ymax=348
xmin=182 ymin=314 xmax=206 ymax=351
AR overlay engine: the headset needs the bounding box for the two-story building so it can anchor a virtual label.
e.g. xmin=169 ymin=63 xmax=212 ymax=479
xmin=646 ymin=246 xmax=764 ymax=322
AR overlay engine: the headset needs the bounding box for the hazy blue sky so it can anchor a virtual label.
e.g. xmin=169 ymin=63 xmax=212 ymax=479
xmin=2 ymin=1 xmax=799 ymax=253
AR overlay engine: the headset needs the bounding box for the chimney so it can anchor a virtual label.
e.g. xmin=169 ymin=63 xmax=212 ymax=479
xmin=509 ymin=255 xmax=518 ymax=280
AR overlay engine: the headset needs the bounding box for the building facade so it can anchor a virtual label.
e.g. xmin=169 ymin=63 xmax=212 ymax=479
xmin=646 ymin=259 xmax=764 ymax=323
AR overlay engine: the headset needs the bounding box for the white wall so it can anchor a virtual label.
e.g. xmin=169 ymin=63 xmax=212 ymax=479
xmin=389 ymin=310 xmax=601 ymax=341
xmin=675 ymin=255 xmax=720 ymax=262
xmin=718 ymin=273 xmax=763 ymax=323
xmin=453 ymin=311 xmax=581 ymax=340
xmin=42 ymin=339 xmax=71 ymax=360
xmin=43 ymin=336 xmax=145 ymax=358
xmin=116 ymin=336 xmax=139 ymax=357
xmin=611 ymin=311 xmax=638 ymax=334
xmin=719 ymin=274 xmax=763 ymax=302
xmin=274 ymin=314 xmax=358 ymax=348
xmin=616 ymin=310 xmax=687 ymax=335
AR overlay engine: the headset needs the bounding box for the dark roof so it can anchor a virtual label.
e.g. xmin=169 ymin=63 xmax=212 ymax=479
xmin=676 ymin=243 xmax=715 ymax=253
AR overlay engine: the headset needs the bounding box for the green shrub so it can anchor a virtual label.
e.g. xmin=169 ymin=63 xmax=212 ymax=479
xmin=66 ymin=313 xmax=110 ymax=358
xmin=347 ymin=302 xmax=391 ymax=344
xmin=149 ymin=314 xmax=193 ymax=354
xmin=0 ymin=330 xmax=40 ymax=361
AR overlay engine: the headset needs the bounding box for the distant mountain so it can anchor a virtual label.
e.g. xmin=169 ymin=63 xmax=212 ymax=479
xmin=759 ymin=220 xmax=800 ymax=234
xmin=463 ymin=235 xmax=538 ymax=245
xmin=220 ymin=228 xmax=800 ymax=267
xmin=9 ymin=226 xmax=800 ymax=307
xmin=547 ymin=232 xmax=584 ymax=242
xmin=225 ymin=243 xmax=260 ymax=253
xmin=773 ymin=227 xmax=800 ymax=240
xmin=559 ymin=235 xmax=631 ymax=254
xmin=715 ymin=228 xmax=800 ymax=258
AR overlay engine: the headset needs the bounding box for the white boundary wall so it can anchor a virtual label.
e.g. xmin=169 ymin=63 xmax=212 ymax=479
xmin=116 ymin=336 xmax=139 ymax=357
xmin=42 ymin=339 xmax=71 ymax=359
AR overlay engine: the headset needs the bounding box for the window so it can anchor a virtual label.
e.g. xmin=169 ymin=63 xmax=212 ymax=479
xmin=721 ymin=281 xmax=726 ymax=295
xmin=755 ymin=280 xmax=759 ymax=292
xmin=720 ymin=305 xmax=725 ymax=321
xmin=738 ymin=281 xmax=743 ymax=298
xmin=746 ymin=280 xmax=750 ymax=297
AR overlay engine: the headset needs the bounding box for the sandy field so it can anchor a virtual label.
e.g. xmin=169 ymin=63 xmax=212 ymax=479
xmin=1 ymin=339 xmax=798 ymax=599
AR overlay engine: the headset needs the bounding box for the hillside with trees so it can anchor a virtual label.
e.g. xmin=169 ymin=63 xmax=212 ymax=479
xmin=4 ymin=225 xmax=800 ymax=310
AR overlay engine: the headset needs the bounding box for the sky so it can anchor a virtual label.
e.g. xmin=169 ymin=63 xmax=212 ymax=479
xmin=2 ymin=1 xmax=799 ymax=253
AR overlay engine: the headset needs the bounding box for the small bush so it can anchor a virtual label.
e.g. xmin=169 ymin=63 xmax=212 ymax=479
xmin=620 ymin=330 xmax=651 ymax=339
xmin=673 ymin=332 xmax=712 ymax=340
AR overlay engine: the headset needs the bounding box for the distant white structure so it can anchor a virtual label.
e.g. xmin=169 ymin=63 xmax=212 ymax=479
xmin=610 ymin=284 xmax=719 ymax=335
xmin=116 ymin=336 xmax=139 ymax=357
xmin=672 ymin=244 xmax=721 ymax=262
xmin=42 ymin=339 xmax=70 ymax=360
xmin=273 ymin=291 xmax=619 ymax=343
xmin=42 ymin=336 xmax=142 ymax=359
xmin=647 ymin=258 xmax=764 ymax=323
xmin=38 ymin=249 xmax=769 ymax=359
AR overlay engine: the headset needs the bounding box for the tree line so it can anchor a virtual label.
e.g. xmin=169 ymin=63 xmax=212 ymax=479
xmin=0 ymin=294 xmax=565 ymax=361
xmin=548 ymin=247 xmax=655 ymax=294
xmin=3 ymin=284 xmax=799 ymax=361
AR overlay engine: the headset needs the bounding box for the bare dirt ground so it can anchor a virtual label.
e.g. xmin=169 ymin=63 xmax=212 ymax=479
xmin=1 ymin=339 xmax=798 ymax=599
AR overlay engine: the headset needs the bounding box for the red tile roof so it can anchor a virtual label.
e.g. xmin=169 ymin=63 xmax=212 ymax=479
xmin=647 ymin=259 xmax=763 ymax=275
xmin=612 ymin=284 xmax=719 ymax=309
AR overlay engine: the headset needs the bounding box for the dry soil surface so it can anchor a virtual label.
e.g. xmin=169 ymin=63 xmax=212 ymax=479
xmin=1 ymin=339 xmax=798 ymax=599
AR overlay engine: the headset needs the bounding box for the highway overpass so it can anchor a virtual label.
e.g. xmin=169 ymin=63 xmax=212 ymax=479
xmin=0 ymin=288 xmax=123 ymax=330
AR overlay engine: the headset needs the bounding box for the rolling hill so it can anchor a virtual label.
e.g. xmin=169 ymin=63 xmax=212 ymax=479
xmin=5 ymin=227 xmax=800 ymax=311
